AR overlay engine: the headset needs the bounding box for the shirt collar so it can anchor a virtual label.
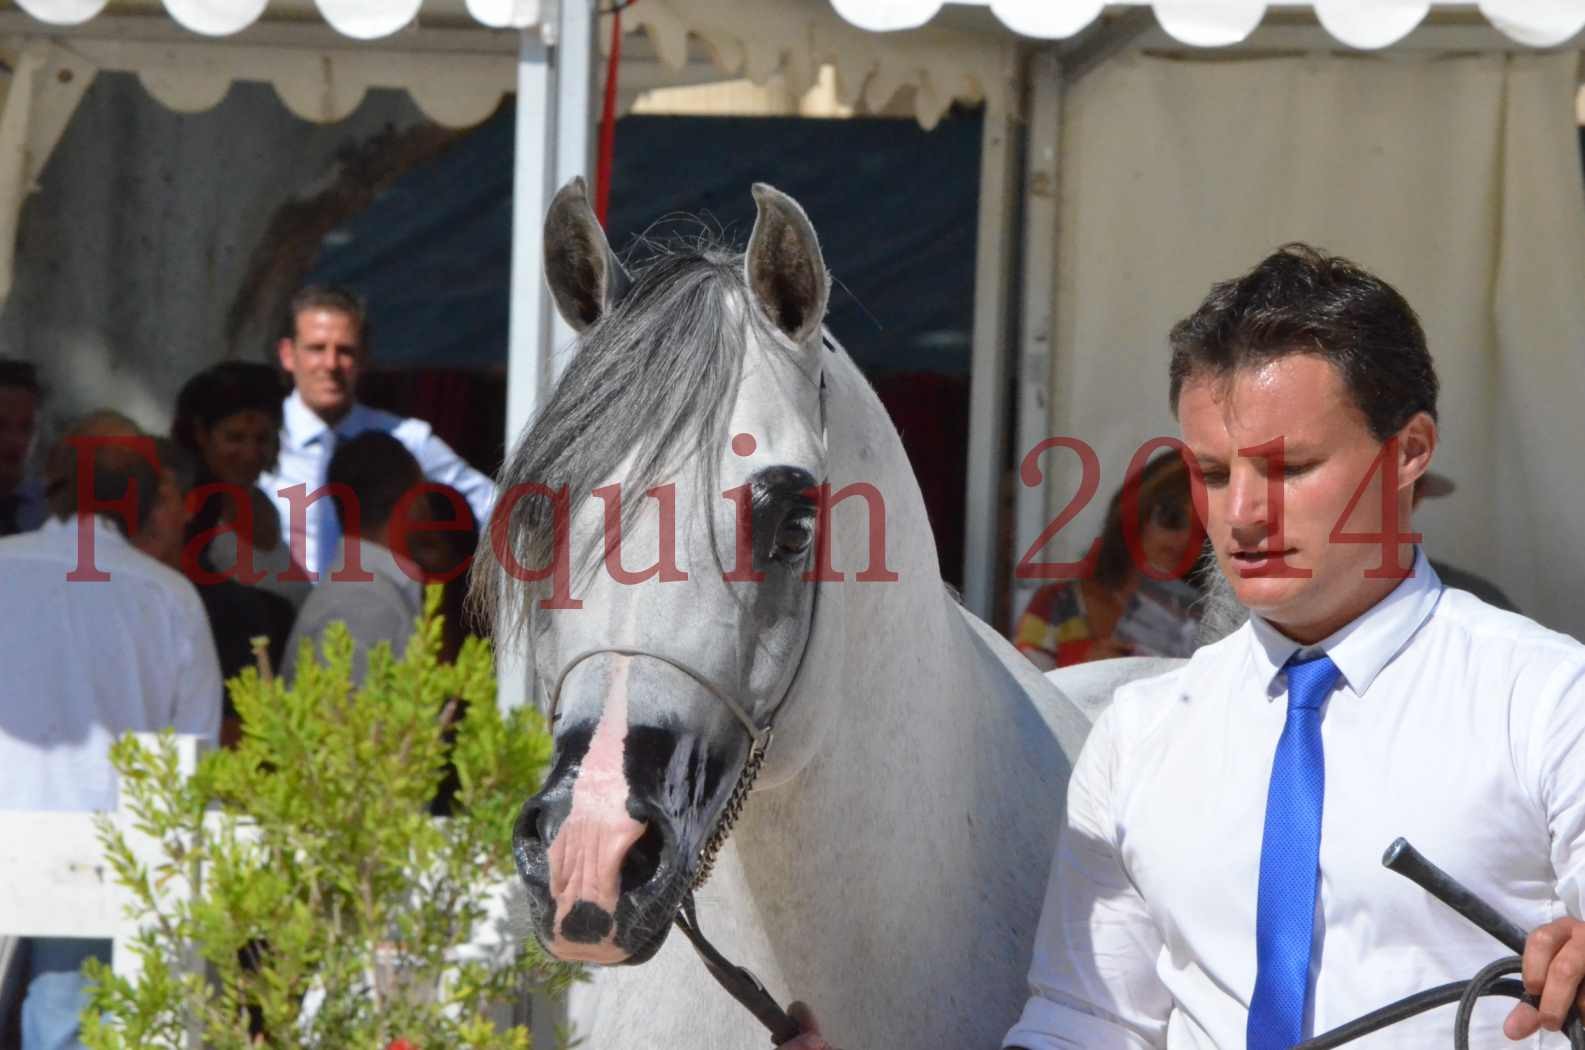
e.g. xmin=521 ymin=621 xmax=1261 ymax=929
xmin=1245 ymin=547 xmax=1443 ymax=696
xmin=282 ymin=389 xmax=365 ymax=449
xmin=42 ymin=512 xmax=134 ymax=549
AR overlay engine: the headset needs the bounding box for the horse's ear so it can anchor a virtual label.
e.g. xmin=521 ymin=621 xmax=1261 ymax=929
xmin=544 ymin=176 xmax=628 ymax=332
xmin=745 ymin=183 xmax=829 ymax=347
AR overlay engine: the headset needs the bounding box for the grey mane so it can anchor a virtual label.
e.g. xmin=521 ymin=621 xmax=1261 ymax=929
xmin=472 ymin=239 xmax=774 ymax=643
xmin=1195 ymin=560 xmax=1250 ymax=645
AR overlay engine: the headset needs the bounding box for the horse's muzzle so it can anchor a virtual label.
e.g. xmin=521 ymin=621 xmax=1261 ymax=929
xmin=513 ymin=783 xmax=686 ymax=965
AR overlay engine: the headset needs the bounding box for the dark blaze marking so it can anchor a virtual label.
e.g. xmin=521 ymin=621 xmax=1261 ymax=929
xmin=560 ymin=901 xmax=614 ymax=943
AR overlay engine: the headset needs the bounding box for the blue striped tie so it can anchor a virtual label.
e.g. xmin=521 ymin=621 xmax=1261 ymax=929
xmin=1248 ymin=651 xmax=1341 ymax=1050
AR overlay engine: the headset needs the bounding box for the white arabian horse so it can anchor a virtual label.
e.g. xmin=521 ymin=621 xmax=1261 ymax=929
xmin=473 ymin=177 xmax=1177 ymax=1049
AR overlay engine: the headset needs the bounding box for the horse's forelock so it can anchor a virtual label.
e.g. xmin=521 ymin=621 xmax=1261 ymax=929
xmin=470 ymin=241 xmax=767 ymax=643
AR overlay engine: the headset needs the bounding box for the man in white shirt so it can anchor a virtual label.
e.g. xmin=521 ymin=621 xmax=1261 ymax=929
xmin=1002 ymin=245 xmax=1585 ymax=1050
xmin=0 ymin=415 xmax=221 ymax=1049
xmin=258 ymin=285 xmax=495 ymax=578
xmin=282 ymin=430 xmax=428 ymax=685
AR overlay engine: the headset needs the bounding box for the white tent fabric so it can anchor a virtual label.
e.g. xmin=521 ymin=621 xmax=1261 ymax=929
xmin=832 ymin=1 xmax=1585 ymax=48
xmin=0 ymin=0 xmax=1016 ymax=296
xmin=14 ymin=0 xmax=542 ymax=37
xmin=1028 ymin=50 xmax=1585 ymax=639
xmin=7 ymin=0 xmax=1019 ymax=128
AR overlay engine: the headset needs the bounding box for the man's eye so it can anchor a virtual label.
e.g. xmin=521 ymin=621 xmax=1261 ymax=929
xmin=1201 ymin=472 xmax=1228 ymax=487
xmin=1283 ymin=463 xmax=1312 ymax=478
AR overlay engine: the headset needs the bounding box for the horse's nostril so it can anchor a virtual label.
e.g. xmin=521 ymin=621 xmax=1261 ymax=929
xmin=515 ymin=801 xmax=550 ymax=850
xmin=536 ymin=807 xmax=553 ymax=846
xmin=620 ymin=822 xmax=665 ymax=896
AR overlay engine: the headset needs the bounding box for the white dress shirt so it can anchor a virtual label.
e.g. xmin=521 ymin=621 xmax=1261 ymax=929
xmin=0 ymin=516 xmax=222 ymax=813
xmin=258 ymin=391 xmax=496 ymax=576
xmin=281 ymin=537 xmax=424 ymax=685
xmin=1006 ymin=551 xmax=1585 ymax=1049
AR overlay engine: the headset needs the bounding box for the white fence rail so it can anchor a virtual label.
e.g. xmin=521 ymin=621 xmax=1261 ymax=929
xmin=0 ymin=734 xmax=536 ymax=1044
xmin=0 ymin=734 xmax=206 ymax=989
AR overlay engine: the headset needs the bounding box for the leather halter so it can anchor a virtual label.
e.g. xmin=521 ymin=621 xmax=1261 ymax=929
xmin=538 ymin=349 xmax=833 ymax=1046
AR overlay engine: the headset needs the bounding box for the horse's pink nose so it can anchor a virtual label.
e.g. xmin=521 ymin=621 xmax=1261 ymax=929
xmin=515 ymin=781 xmax=675 ymax=962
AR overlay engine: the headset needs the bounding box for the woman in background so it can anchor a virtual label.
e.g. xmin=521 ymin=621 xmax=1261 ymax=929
xmin=1013 ymin=449 xmax=1202 ymax=670
xmin=172 ymin=362 xmax=310 ymax=610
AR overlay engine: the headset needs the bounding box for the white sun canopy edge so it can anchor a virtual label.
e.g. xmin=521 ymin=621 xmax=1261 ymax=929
xmin=833 ymin=0 xmax=1585 ymax=49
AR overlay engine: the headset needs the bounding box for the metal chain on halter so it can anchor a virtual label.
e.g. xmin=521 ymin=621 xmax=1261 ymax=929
xmin=691 ymin=730 xmax=772 ymax=890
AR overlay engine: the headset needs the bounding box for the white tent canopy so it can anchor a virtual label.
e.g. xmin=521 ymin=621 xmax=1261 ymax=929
xmin=834 ymin=0 xmax=1585 ymax=48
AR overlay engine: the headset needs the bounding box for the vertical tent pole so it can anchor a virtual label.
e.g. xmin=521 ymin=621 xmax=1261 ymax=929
xmin=501 ymin=4 xmax=596 ymax=1044
xmin=1008 ymin=49 xmax=1062 ymax=629
xmin=961 ymin=90 xmax=1022 ymax=627
xmin=550 ymin=0 xmax=596 ymax=384
xmin=498 ymin=26 xmax=556 ymax=717
xmin=499 ymin=2 xmax=595 ymax=718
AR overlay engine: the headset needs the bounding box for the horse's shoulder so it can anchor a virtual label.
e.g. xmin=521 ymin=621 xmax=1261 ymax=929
xmin=1044 ymin=655 xmax=1187 ymax=725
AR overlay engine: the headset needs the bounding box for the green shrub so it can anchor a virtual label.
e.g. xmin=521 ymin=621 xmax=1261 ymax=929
xmin=82 ymin=588 xmax=581 ymax=1049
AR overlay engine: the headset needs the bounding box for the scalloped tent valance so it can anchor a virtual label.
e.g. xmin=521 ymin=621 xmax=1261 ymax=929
xmin=5 ymin=0 xmax=1020 ymax=130
xmin=12 ymin=0 xmax=542 ymax=39
xmin=831 ymin=0 xmax=1585 ymax=49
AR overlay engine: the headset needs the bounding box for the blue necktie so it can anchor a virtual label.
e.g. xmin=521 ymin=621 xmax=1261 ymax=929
xmin=1248 ymin=651 xmax=1341 ymax=1050
xmin=315 ymin=428 xmax=340 ymax=578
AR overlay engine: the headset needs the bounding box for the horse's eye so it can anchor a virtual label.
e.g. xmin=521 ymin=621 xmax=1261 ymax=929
xmin=773 ymin=514 xmax=814 ymax=561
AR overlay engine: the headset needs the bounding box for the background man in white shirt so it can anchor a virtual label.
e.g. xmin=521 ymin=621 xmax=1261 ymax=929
xmin=258 ymin=285 xmax=495 ymax=577
xmin=998 ymin=244 xmax=1585 ymax=1050
xmin=0 ymin=412 xmax=221 ymax=1050
xmin=281 ymin=430 xmax=428 ymax=685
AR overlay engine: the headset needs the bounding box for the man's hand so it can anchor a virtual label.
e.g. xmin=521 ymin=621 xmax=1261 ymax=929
xmin=1504 ymin=917 xmax=1585 ymax=1039
xmin=778 ymin=1002 xmax=837 ymax=1050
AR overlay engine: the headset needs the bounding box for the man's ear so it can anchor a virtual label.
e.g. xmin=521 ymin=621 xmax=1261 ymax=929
xmin=1395 ymin=411 xmax=1438 ymax=494
xmin=276 ymin=337 xmax=296 ymax=375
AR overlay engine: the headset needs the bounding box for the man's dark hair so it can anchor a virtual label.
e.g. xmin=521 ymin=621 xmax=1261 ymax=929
xmin=0 ymin=359 xmax=40 ymax=395
xmin=1168 ymin=243 xmax=1439 ymax=440
xmin=325 ymin=431 xmax=420 ymax=537
xmin=284 ymin=285 xmax=369 ymax=345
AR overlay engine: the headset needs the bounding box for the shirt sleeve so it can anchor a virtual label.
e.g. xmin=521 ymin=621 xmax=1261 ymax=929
xmin=172 ymin=582 xmax=223 ymax=747
xmin=1004 ymin=700 xmax=1173 ymax=1050
xmin=1537 ymin=659 xmax=1585 ymax=918
xmin=396 ymin=418 xmax=497 ymax=528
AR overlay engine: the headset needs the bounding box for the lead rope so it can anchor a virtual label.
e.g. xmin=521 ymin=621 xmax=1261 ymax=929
xmin=1295 ymin=839 xmax=1585 ymax=1050
xmin=674 ymin=892 xmax=803 ymax=1046
xmin=670 ymin=690 xmax=798 ymax=1045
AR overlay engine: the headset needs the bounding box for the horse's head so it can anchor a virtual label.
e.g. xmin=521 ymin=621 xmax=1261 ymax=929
xmin=475 ymin=178 xmax=832 ymax=965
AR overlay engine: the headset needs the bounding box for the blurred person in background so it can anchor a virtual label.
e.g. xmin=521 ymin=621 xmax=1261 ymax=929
xmin=0 ymin=413 xmax=220 ymax=1050
xmin=152 ymin=439 xmax=295 ymax=747
xmin=260 ymin=286 xmax=494 ymax=578
xmin=1413 ymin=471 xmax=1518 ymax=612
xmin=1012 ymin=449 xmax=1204 ymax=670
xmin=281 ymin=432 xmax=429 ymax=685
xmin=0 ymin=360 xmax=46 ymax=537
xmin=405 ymin=484 xmax=481 ymax=816
xmin=172 ymin=361 xmax=310 ymax=610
